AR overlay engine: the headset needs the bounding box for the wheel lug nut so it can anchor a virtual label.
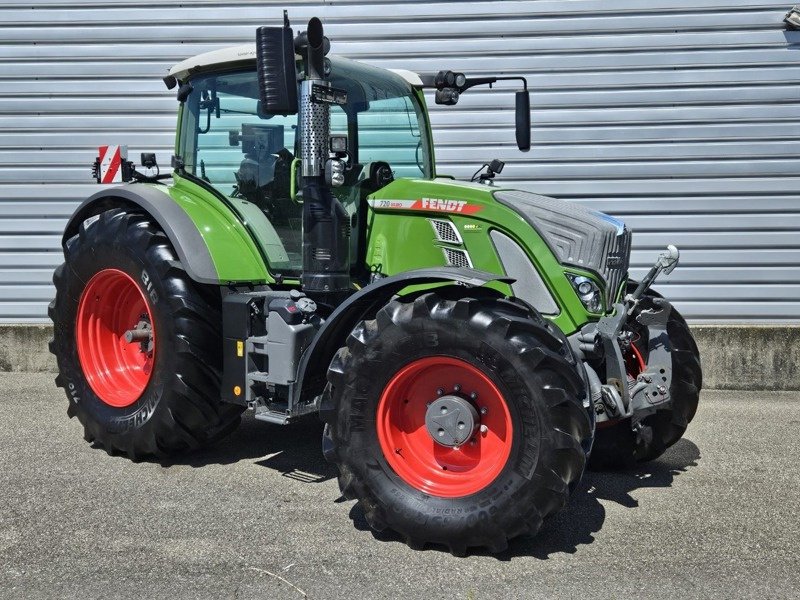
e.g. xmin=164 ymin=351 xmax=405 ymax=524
xmin=480 ymin=424 xmax=488 ymax=434
xmin=480 ymin=406 xmax=488 ymax=415
xmin=470 ymin=392 xmax=478 ymax=400
xmin=453 ymin=384 xmax=461 ymax=392
xmin=436 ymin=388 xmax=444 ymax=396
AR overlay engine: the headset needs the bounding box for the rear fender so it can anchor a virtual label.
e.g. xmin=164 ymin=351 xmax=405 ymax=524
xmin=63 ymin=184 xmax=271 ymax=285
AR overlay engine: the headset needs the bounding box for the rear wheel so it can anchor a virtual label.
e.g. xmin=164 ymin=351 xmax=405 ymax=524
xmin=321 ymin=291 xmax=592 ymax=554
xmin=49 ymin=208 xmax=243 ymax=459
xmin=589 ymin=284 xmax=702 ymax=469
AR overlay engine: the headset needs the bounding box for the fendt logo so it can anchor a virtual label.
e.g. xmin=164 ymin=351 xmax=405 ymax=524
xmin=414 ymin=198 xmax=483 ymax=214
xmin=419 ymin=197 xmax=468 ymax=212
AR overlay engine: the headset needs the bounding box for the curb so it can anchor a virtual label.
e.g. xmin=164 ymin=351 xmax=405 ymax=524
xmin=0 ymin=325 xmax=55 ymax=374
xmin=1 ymin=323 xmax=796 ymax=391
xmin=689 ymin=324 xmax=798 ymax=391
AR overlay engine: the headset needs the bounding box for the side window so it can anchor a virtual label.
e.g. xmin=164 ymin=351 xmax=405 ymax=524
xmin=358 ymin=96 xmax=425 ymax=179
xmin=330 ymin=104 xmax=348 ymax=140
xmin=184 ymin=72 xmax=303 ymax=265
xmin=193 ymin=91 xmax=297 ymax=200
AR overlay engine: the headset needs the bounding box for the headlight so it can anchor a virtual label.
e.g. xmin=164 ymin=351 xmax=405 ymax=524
xmin=567 ymin=274 xmax=603 ymax=313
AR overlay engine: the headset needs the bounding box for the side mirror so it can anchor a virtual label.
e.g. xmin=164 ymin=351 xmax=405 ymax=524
xmin=515 ymin=90 xmax=531 ymax=151
xmin=256 ymin=18 xmax=298 ymax=115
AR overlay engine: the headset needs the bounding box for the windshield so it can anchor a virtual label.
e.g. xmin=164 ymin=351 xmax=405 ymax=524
xmin=178 ymin=61 xmax=432 ymax=274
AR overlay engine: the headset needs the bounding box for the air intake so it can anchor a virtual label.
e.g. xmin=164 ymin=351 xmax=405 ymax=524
xmin=430 ymin=219 xmax=462 ymax=245
xmin=442 ymin=247 xmax=473 ymax=268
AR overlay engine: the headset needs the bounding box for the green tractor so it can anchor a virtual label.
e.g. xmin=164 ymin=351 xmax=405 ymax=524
xmin=50 ymin=14 xmax=701 ymax=554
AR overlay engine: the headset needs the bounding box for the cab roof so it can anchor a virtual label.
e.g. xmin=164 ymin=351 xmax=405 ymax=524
xmin=168 ymin=43 xmax=423 ymax=87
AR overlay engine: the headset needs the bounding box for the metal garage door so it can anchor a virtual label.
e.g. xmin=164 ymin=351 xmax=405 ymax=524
xmin=1 ymin=0 xmax=798 ymax=322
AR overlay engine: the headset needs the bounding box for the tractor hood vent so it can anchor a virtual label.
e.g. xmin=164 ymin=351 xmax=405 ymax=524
xmin=493 ymin=190 xmax=631 ymax=307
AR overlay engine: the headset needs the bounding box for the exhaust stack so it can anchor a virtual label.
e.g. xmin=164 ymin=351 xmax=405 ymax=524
xmin=256 ymin=14 xmax=350 ymax=295
xmin=297 ymin=18 xmax=351 ymax=295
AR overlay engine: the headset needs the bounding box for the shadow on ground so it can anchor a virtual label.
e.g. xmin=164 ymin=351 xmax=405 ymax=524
xmin=151 ymin=411 xmax=699 ymax=558
xmin=349 ymin=437 xmax=701 ymax=559
xmin=516 ymin=437 xmax=701 ymax=559
xmin=158 ymin=414 xmax=338 ymax=483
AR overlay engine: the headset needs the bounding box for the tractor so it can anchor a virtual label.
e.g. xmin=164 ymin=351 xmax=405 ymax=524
xmin=50 ymin=14 xmax=702 ymax=555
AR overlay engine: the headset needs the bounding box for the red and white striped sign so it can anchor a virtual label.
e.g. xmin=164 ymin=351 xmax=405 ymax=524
xmin=97 ymin=145 xmax=126 ymax=184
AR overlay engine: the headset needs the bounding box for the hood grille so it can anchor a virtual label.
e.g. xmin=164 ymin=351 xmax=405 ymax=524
xmin=442 ymin=247 xmax=473 ymax=269
xmin=430 ymin=219 xmax=463 ymax=244
xmin=604 ymin=227 xmax=632 ymax=307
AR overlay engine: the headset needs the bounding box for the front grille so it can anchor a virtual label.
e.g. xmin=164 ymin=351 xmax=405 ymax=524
xmin=604 ymin=227 xmax=631 ymax=308
xmin=442 ymin=247 xmax=472 ymax=268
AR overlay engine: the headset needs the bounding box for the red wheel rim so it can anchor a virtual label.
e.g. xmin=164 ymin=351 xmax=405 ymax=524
xmin=76 ymin=268 xmax=156 ymax=408
xmin=376 ymin=356 xmax=513 ymax=498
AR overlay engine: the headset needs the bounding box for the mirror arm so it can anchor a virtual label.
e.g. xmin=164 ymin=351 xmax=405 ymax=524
xmin=460 ymin=76 xmax=527 ymax=93
xmin=459 ymin=77 xmax=496 ymax=92
xmin=420 ymin=75 xmax=528 ymax=93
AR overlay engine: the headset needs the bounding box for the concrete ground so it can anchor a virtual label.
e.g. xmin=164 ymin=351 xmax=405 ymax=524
xmin=1 ymin=374 xmax=798 ymax=599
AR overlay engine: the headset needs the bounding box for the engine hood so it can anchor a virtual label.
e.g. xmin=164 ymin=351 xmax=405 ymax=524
xmin=493 ymin=189 xmax=631 ymax=306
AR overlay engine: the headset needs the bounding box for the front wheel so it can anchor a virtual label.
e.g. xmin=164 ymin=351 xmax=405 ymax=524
xmin=49 ymin=208 xmax=243 ymax=459
xmin=321 ymin=291 xmax=592 ymax=555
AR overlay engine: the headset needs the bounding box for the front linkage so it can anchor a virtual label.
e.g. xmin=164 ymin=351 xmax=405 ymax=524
xmin=574 ymin=246 xmax=681 ymax=432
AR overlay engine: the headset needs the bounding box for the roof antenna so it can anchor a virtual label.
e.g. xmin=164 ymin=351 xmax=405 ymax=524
xmin=284 ymin=9 xmax=290 ymax=28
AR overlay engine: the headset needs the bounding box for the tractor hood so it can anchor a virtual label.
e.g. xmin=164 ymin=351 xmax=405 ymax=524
xmin=367 ymin=177 xmax=631 ymax=317
xmin=493 ymin=189 xmax=632 ymax=308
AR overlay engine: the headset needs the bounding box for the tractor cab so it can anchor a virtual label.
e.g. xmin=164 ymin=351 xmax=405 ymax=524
xmin=171 ymin=48 xmax=433 ymax=280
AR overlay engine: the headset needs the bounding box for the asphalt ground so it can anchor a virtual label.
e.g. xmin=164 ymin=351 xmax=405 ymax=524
xmin=1 ymin=373 xmax=798 ymax=599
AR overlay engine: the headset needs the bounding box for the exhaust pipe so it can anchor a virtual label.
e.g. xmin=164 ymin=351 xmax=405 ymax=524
xmin=297 ymin=18 xmax=351 ymax=295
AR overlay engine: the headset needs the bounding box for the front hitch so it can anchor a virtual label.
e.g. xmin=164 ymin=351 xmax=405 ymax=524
xmin=576 ymin=245 xmax=680 ymax=423
xmin=627 ymin=299 xmax=673 ymax=419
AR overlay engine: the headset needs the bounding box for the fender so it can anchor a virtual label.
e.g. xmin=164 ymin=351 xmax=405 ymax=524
xmin=63 ymin=183 xmax=271 ymax=285
xmin=294 ymin=267 xmax=514 ymax=407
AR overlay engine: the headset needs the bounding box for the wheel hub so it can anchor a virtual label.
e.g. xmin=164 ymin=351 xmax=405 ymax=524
xmin=425 ymin=395 xmax=478 ymax=447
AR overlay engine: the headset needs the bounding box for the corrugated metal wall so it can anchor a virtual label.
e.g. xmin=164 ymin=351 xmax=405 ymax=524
xmin=1 ymin=0 xmax=798 ymax=323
